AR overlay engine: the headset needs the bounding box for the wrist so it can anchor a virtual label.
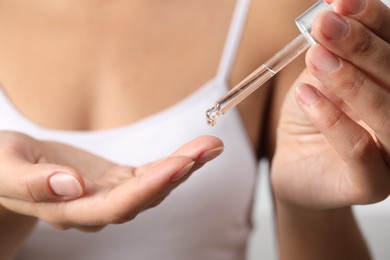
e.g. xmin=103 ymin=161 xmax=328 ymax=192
xmin=275 ymin=198 xmax=371 ymax=260
xmin=275 ymin=196 xmax=355 ymax=228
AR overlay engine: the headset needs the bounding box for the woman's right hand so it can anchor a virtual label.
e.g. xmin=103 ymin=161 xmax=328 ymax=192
xmin=0 ymin=131 xmax=223 ymax=231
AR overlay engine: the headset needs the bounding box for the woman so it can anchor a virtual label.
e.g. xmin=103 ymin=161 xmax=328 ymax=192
xmin=0 ymin=0 xmax=389 ymax=259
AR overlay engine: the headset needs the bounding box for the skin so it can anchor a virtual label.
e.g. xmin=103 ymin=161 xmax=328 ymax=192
xmin=0 ymin=0 xmax=388 ymax=259
xmin=273 ymin=0 xmax=390 ymax=259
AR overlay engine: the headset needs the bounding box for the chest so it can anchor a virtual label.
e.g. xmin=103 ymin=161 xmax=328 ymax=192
xmin=0 ymin=0 xmax=311 ymax=144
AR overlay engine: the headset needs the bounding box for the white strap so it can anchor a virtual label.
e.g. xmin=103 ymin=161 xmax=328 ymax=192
xmin=216 ymin=0 xmax=251 ymax=85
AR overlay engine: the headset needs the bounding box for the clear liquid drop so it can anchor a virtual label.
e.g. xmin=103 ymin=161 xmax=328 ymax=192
xmin=205 ymin=105 xmax=221 ymax=127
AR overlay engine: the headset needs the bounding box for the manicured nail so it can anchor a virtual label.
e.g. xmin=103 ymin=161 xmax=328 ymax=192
xmin=339 ymin=0 xmax=365 ymax=14
xmin=309 ymin=46 xmax=340 ymax=72
xmin=49 ymin=173 xmax=83 ymax=198
xmin=321 ymin=12 xmax=349 ymax=40
xmin=296 ymin=84 xmax=321 ymax=105
xmin=171 ymin=162 xmax=195 ymax=182
xmin=198 ymin=147 xmax=224 ymax=164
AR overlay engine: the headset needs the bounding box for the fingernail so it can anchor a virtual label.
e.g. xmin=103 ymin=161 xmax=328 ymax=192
xmin=198 ymin=147 xmax=224 ymax=164
xmin=309 ymin=46 xmax=340 ymax=72
xmin=171 ymin=162 xmax=195 ymax=182
xmin=321 ymin=12 xmax=349 ymax=40
xmin=296 ymin=84 xmax=321 ymax=105
xmin=49 ymin=173 xmax=83 ymax=198
xmin=339 ymin=0 xmax=365 ymax=14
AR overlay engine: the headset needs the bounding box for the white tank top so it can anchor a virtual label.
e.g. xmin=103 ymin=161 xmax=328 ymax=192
xmin=1 ymin=1 xmax=258 ymax=259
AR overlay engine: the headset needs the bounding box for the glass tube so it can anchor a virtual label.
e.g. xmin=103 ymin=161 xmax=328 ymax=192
xmin=206 ymin=0 xmax=333 ymax=126
xmin=206 ymin=34 xmax=310 ymax=126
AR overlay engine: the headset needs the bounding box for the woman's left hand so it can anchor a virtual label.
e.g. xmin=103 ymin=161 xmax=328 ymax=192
xmin=272 ymin=0 xmax=390 ymax=209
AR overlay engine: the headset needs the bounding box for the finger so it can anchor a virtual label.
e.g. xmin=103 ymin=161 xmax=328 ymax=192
xmin=169 ymin=135 xmax=224 ymax=167
xmin=102 ymin=136 xmax=224 ymax=223
xmin=135 ymin=135 xmax=224 ymax=176
xmin=169 ymin=135 xmax=223 ymax=157
xmin=110 ymin=156 xmax=196 ymax=223
xmin=295 ymin=83 xmax=390 ymax=203
xmin=306 ymin=44 xmax=390 ymax=152
xmin=0 ymin=155 xmax=84 ymax=202
xmin=332 ymin=0 xmax=390 ymax=41
xmin=63 ymin=156 xmax=196 ymax=225
xmin=0 ymin=136 xmax=84 ymax=202
xmin=306 ymin=44 xmax=390 ymax=134
xmin=311 ymin=10 xmax=390 ymax=87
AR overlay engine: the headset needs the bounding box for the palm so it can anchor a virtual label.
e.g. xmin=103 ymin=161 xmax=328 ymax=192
xmin=272 ymin=71 xmax=389 ymax=209
xmin=41 ymin=165 xmax=145 ymax=228
xmin=274 ymin=129 xmax=353 ymax=209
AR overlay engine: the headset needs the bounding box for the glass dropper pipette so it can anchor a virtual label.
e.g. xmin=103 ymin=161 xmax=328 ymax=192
xmin=206 ymin=0 xmax=332 ymax=126
xmin=206 ymin=0 xmax=390 ymax=126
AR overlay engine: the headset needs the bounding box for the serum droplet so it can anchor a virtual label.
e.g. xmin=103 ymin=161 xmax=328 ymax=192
xmin=206 ymin=105 xmax=221 ymax=127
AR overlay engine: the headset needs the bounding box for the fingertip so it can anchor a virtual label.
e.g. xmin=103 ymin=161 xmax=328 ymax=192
xmin=307 ymin=44 xmax=341 ymax=73
xmin=334 ymin=0 xmax=366 ymax=15
xmin=192 ymin=135 xmax=224 ymax=149
xmin=171 ymin=135 xmax=224 ymax=160
xmin=296 ymin=83 xmax=322 ymax=106
xmin=21 ymin=164 xmax=85 ymax=202
xmin=49 ymin=172 xmax=84 ymax=199
xmin=197 ymin=147 xmax=224 ymax=164
xmin=305 ymin=45 xmax=321 ymax=74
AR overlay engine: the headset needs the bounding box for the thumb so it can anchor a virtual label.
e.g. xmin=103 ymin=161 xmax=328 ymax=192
xmin=0 ymin=162 xmax=85 ymax=202
xmin=45 ymin=165 xmax=85 ymax=200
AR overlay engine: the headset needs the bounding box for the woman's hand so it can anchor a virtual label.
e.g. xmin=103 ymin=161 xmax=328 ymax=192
xmin=271 ymin=1 xmax=389 ymax=258
xmin=272 ymin=0 xmax=390 ymax=209
xmin=0 ymin=131 xmax=223 ymax=231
